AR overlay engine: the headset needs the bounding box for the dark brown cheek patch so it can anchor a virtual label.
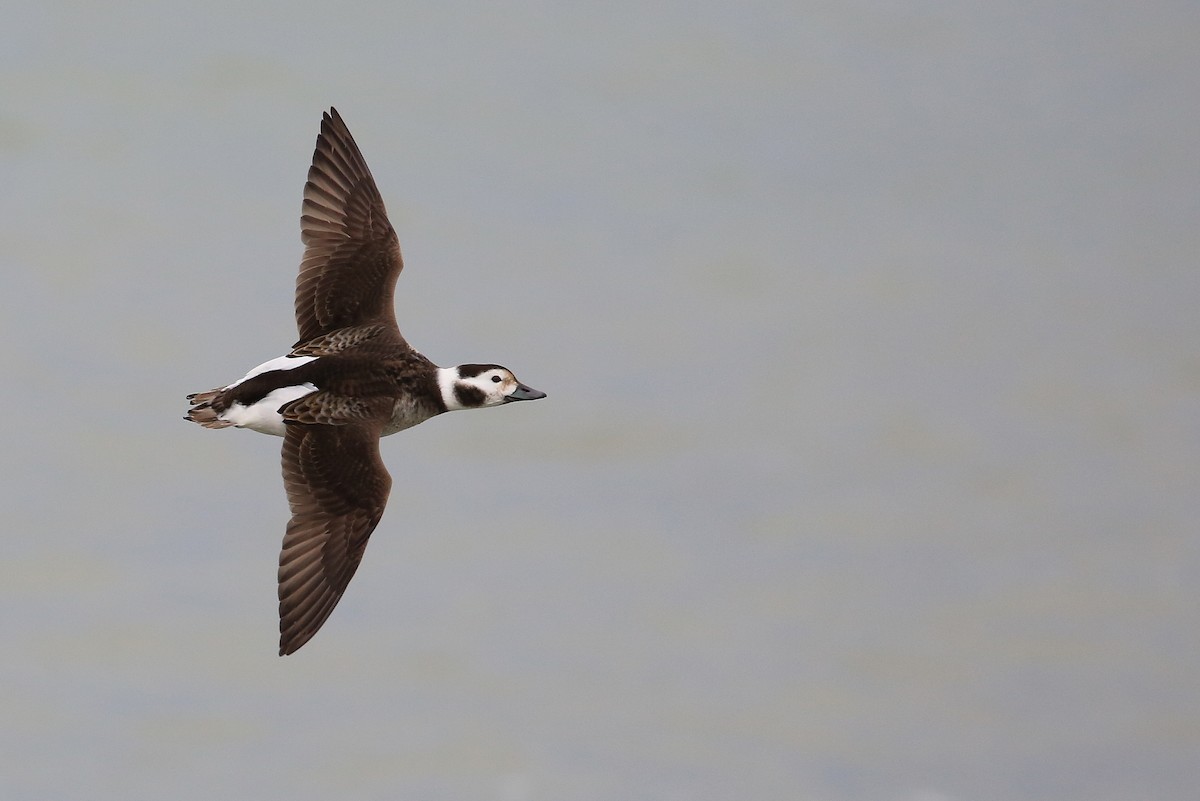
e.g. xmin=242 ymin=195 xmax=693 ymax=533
xmin=455 ymin=384 xmax=487 ymax=408
xmin=457 ymin=363 xmax=499 ymax=379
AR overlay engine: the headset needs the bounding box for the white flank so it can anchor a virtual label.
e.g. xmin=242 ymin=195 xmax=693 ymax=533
xmin=227 ymin=354 xmax=317 ymax=390
xmin=223 ymin=383 xmax=318 ymax=437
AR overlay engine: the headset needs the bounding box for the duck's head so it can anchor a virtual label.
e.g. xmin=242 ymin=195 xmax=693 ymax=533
xmin=439 ymin=364 xmax=546 ymax=411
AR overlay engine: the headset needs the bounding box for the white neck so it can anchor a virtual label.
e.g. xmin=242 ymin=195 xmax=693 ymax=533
xmin=437 ymin=367 xmax=467 ymax=411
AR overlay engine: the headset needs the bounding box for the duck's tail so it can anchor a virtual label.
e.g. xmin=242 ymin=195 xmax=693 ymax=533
xmin=185 ymin=388 xmax=234 ymax=429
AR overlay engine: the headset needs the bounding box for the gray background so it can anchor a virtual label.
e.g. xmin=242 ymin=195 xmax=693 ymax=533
xmin=2 ymin=2 xmax=1197 ymax=799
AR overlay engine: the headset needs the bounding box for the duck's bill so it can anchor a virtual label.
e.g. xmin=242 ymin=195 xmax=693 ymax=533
xmin=506 ymin=383 xmax=547 ymax=402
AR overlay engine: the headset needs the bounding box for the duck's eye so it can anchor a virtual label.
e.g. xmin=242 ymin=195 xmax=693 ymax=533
xmin=491 ymin=375 xmax=502 ymax=383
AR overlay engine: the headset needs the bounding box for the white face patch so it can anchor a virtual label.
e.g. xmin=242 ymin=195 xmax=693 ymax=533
xmin=437 ymin=366 xmax=518 ymax=411
xmin=227 ymin=354 xmax=318 ymax=390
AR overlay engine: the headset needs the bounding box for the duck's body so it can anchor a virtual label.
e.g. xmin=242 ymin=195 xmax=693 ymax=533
xmin=186 ymin=108 xmax=544 ymax=655
xmin=190 ymin=350 xmax=440 ymax=438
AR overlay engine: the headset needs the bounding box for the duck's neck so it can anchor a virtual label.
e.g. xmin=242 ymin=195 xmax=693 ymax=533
xmin=436 ymin=366 xmax=468 ymax=412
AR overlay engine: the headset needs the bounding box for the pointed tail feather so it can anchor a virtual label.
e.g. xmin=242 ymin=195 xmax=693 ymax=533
xmin=186 ymin=388 xmax=234 ymax=429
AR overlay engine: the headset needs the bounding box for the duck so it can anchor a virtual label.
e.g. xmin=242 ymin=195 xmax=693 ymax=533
xmin=186 ymin=108 xmax=545 ymax=655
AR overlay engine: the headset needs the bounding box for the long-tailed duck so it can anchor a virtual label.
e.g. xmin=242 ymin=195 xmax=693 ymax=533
xmin=186 ymin=108 xmax=545 ymax=656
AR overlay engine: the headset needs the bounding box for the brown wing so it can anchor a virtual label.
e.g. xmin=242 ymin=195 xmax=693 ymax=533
xmin=278 ymin=420 xmax=392 ymax=655
xmin=295 ymin=107 xmax=404 ymax=346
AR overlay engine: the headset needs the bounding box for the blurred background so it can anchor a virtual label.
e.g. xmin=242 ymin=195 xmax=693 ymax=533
xmin=2 ymin=2 xmax=1197 ymax=799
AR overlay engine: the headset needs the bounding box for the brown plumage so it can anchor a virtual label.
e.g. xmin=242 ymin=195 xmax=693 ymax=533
xmin=278 ymin=421 xmax=392 ymax=654
xmin=296 ymin=108 xmax=404 ymax=346
xmin=185 ymin=108 xmax=545 ymax=656
xmin=280 ymin=108 xmax=405 ymax=654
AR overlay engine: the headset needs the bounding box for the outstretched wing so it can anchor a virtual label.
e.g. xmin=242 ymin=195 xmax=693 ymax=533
xmin=277 ymin=420 xmax=392 ymax=655
xmin=295 ymin=107 xmax=403 ymax=345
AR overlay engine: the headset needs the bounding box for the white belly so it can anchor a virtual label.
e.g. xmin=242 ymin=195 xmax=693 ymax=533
xmin=221 ymin=355 xmax=319 ymax=437
xmin=223 ymin=384 xmax=318 ymax=436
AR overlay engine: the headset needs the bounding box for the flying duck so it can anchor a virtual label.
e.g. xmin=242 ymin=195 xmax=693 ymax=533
xmin=186 ymin=108 xmax=545 ymax=655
